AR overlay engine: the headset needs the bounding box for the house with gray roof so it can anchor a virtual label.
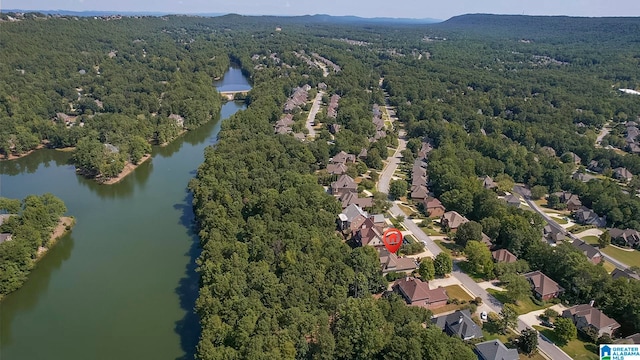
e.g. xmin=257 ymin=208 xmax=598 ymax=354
xmin=608 ymin=228 xmax=640 ymax=248
xmin=571 ymin=239 xmax=603 ymax=264
xmin=614 ymin=167 xmax=633 ymax=181
xmin=563 ymin=304 xmax=620 ymax=337
xmin=432 ymin=309 xmax=483 ymax=341
xmin=474 ymin=340 xmax=519 ymax=360
xmin=337 ymin=204 xmax=368 ymax=232
xmin=611 ymin=268 xmax=640 ymax=282
xmin=574 ymin=207 xmax=606 ymax=227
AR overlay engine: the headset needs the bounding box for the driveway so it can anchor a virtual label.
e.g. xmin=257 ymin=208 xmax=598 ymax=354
xmin=575 ymin=228 xmax=603 ymax=238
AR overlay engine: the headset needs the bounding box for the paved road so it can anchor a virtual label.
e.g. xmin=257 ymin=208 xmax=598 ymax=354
xmin=513 ymin=185 xmax=629 ymax=270
xmin=306 ymin=90 xmax=324 ymax=138
xmin=595 ymin=122 xmax=611 ymax=147
xmin=377 ymin=131 xmax=406 ymax=195
xmin=377 ymin=148 xmax=571 ymax=359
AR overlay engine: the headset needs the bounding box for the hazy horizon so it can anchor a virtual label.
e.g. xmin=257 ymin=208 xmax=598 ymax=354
xmin=2 ymin=0 xmax=639 ymax=20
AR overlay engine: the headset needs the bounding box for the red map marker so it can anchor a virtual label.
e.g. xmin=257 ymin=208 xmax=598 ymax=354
xmin=383 ymin=228 xmax=403 ymax=254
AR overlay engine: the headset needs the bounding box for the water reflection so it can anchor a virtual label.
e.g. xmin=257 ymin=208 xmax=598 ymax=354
xmin=0 ymin=233 xmax=75 ymax=345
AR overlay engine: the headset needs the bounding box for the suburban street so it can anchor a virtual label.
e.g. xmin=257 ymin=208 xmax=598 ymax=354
xmin=513 ymin=185 xmax=630 ymax=270
xmin=305 ymin=90 xmax=324 ymax=138
xmin=378 ymin=142 xmax=572 ymax=360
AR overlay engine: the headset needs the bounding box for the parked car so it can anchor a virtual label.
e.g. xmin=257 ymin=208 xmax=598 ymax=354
xmin=480 ymin=311 xmax=488 ymax=321
xmin=541 ymin=319 xmax=554 ymax=328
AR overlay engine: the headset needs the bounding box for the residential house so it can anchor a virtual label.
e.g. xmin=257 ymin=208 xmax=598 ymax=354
xmin=411 ymin=175 xmax=427 ymax=188
xmin=574 ymin=207 xmax=606 ymax=227
xmin=614 ymin=167 xmax=633 ymax=182
xmin=608 ymin=228 xmax=640 ymax=248
xmin=331 ymin=151 xmax=356 ymax=164
xmin=492 ymin=249 xmax=518 ymax=263
xmin=588 ymin=160 xmax=604 ymax=173
xmin=392 ymin=276 xmax=448 ymax=309
xmin=422 ymin=197 xmax=446 ymax=218
xmin=326 ymin=163 xmax=348 ymax=175
xmin=411 ymin=185 xmax=430 ymax=202
xmin=553 ymin=191 xmax=582 ymax=211
xmin=330 ymin=174 xmax=357 ymax=196
xmin=353 ymin=218 xmax=384 ymax=248
xmin=168 ymin=114 xmax=185 ymax=128
xmin=562 ymin=304 xmax=621 ymax=337
xmin=337 ymin=204 xmax=368 ymax=232
xmin=573 ymin=172 xmax=597 ymax=183
xmin=611 ymin=268 xmax=640 ymax=282
xmin=338 ymin=192 xmax=374 ymax=210
xmin=327 ymin=94 xmax=340 ymax=119
xmin=543 ymin=224 xmax=566 ymax=244
xmin=503 ymin=194 xmax=521 ymax=207
xmin=0 ymin=214 xmax=14 ymax=226
xmin=357 ymin=148 xmax=367 ymax=160
xmin=565 ymin=152 xmax=582 ymax=165
xmin=328 ymin=123 xmax=341 ymax=134
xmin=474 ymin=340 xmax=519 ymax=360
xmin=104 ymin=143 xmax=119 ymax=154
xmin=523 ymin=270 xmax=564 ymax=300
xmin=380 ymin=252 xmax=418 ymax=275
xmin=369 ymin=214 xmax=386 ymax=231
xmin=540 ymin=146 xmax=557 ymax=157
xmin=571 ymin=239 xmax=603 ymax=264
xmin=615 ymin=333 xmax=640 ymax=344
xmin=0 ymin=233 xmax=12 ymax=244
xmin=441 ymin=211 xmax=469 ymax=232
xmin=480 ymin=175 xmax=498 ymax=190
xmin=417 ymin=141 xmax=433 ymax=160
xmin=432 ymin=309 xmax=484 ymax=341
xmin=293 ymin=133 xmax=306 ymax=141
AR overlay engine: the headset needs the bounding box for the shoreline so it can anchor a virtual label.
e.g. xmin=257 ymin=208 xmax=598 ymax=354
xmin=101 ymin=154 xmax=152 ymax=185
xmin=159 ymin=129 xmax=188 ymax=147
xmin=1 ymin=144 xmax=45 ymax=161
xmin=36 ymin=216 xmax=75 ymax=261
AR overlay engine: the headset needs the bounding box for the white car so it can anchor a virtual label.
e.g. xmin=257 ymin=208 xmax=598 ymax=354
xmin=480 ymin=311 xmax=488 ymax=321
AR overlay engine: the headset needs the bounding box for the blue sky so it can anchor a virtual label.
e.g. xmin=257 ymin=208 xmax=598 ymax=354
xmin=3 ymin=0 xmax=639 ymax=20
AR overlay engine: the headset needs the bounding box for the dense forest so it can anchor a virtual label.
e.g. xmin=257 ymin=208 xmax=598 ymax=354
xmin=0 ymin=194 xmax=68 ymax=298
xmin=3 ymin=12 xmax=640 ymax=359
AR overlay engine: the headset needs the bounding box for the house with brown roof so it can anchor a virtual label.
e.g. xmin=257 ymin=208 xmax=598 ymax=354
xmin=330 ymin=174 xmax=357 ymax=196
xmin=614 ymin=167 xmax=633 ymax=182
xmin=338 ymin=192 xmax=374 ymax=210
xmin=411 ymin=185 xmax=430 ymax=201
xmin=331 ymin=151 xmax=356 ymax=164
xmin=326 ymin=163 xmax=348 ymax=175
xmin=608 ymin=228 xmax=640 ymax=248
xmin=523 ymin=271 xmax=564 ymax=300
xmin=540 ymin=146 xmax=557 ymax=157
xmin=393 ymin=277 xmax=449 ymax=309
xmin=480 ymin=175 xmax=497 ymax=190
xmin=565 ymin=152 xmax=582 ymax=165
xmin=0 ymin=233 xmax=12 ymax=244
xmin=353 ymin=218 xmax=384 ymax=248
xmin=492 ymin=249 xmax=517 ymax=263
xmin=379 ymin=250 xmax=418 ymax=275
xmin=571 ymin=239 xmax=603 ymax=264
xmin=503 ymin=194 xmax=521 ymax=207
xmin=441 ymin=211 xmax=469 ymax=232
xmin=553 ymin=191 xmax=582 ymax=211
xmin=422 ymin=197 xmax=445 ymax=218
xmin=562 ymin=304 xmax=621 ymax=337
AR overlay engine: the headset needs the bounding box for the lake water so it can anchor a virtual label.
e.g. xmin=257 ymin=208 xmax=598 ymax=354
xmin=0 ymin=69 xmax=248 ymax=360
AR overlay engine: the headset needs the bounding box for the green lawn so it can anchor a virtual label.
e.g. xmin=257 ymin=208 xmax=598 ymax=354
xmin=581 ymin=236 xmax=599 ymax=245
xmin=581 ymin=235 xmax=640 ymax=266
xmin=487 ymin=289 xmax=552 ymax=315
xmin=435 ymin=240 xmax=462 ymax=256
xmin=431 ymin=285 xmax=474 ymax=315
xmin=533 ymin=326 xmax=598 ymax=360
xmin=550 ymin=215 xmax=568 ymax=224
xmin=601 ymin=246 xmax=640 ymax=267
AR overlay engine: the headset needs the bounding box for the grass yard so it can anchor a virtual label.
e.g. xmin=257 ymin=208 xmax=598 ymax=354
xmin=397 ymin=203 xmax=416 ymax=217
xmin=430 ymin=285 xmax=474 ymax=315
xmin=487 ymin=289 xmax=552 ymax=315
xmin=533 ymin=326 xmax=598 ymax=360
xmin=419 ymin=226 xmax=442 ymax=236
xmin=600 ymin=246 xmax=640 ymax=267
xmin=549 ymin=215 xmax=568 ymax=224
xmin=581 ymin=236 xmax=599 ymax=245
xmin=435 ymin=240 xmax=463 ymax=257
xmin=602 ymin=261 xmax=616 ymax=273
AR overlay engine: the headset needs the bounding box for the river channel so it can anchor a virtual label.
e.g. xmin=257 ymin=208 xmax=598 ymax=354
xmin=0 ymin=67 xmax=250 ymax=360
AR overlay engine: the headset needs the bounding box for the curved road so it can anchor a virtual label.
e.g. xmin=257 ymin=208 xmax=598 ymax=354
xmin=377 ymin=143 xmax=572 ymax=360
xmin=513 ymin=185 xmax=629 ymax=270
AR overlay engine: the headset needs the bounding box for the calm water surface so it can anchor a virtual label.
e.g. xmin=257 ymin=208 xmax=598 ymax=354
xmin=0 ymin=68 xmax=248 ymax=360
